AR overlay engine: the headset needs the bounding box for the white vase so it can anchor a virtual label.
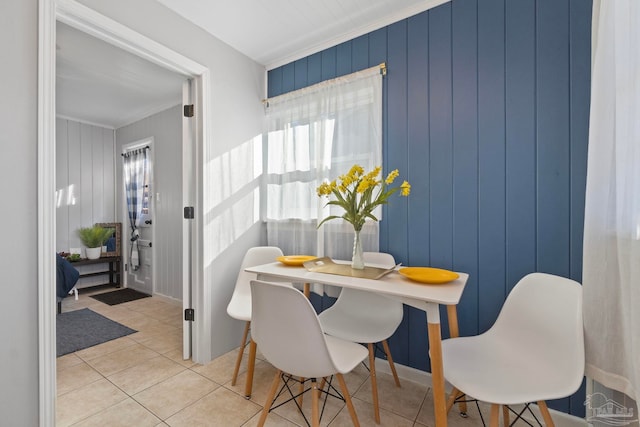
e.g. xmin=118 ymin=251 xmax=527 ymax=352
xmin=85 ymin=246 xmax=101 ymax=260
xmin=351 ymin=229 xmax=364 ymax=270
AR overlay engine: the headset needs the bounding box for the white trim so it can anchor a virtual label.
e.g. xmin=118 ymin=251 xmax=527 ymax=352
xmin=56 ymin=0 xmax=206 ymax=76
xmin=38 ymin=1 xmax=57 ymax=425
xmin=192 ymin=72 xmax=212 ymax=363
xmin=265 ymin=0 xmax=451 ymax=70
xmin=38 ymin=0 xmax=211 ymax=422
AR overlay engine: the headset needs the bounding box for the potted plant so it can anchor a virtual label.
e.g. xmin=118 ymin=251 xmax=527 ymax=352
xmin=77 ymin=225 xmax=115 ymax=259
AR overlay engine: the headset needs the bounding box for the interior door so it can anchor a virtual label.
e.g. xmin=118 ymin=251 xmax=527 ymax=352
xmin=122 ymin=139 xmax=155 ymax=296
xmin=182 ymin=78 xmax=196 ymax=359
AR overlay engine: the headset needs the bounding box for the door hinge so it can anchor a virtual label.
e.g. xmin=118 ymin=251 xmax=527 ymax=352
xmin=184 ymin=308 xmax=195 ymax=321
xmin=184 ymin=206 xmax=195 ymax=219
xmin=184 ymin=104 xmax=194 ymax=117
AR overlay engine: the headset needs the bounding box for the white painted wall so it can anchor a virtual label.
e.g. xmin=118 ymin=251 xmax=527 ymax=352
xmin=56 ymin=118 xmax=116 ymax=254
xmin=0 ymin=0 xmax=39 ymax=423
xmin=116 ymin=105 xmax=183 ymax=300
xmin=77 ymin=0 xmax=267 ymax=361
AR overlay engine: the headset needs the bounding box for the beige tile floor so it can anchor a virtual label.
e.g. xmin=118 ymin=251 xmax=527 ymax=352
xmin=57 ymin=286 xmax=489 ymax=427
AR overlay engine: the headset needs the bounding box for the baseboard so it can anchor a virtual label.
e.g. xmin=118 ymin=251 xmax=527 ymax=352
xmin=374 ymin=357 xmax=587 ymax=427
xmin=151 ymin=292 xmax=182 ymax=307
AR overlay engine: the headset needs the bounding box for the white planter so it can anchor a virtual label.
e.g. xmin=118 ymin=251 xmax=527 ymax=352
xmin=85 ymin=247 xmax=101 ymax=260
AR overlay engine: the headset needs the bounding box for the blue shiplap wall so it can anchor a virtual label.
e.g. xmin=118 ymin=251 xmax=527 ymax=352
xmin=268 ymin=0 xmax=591 ymax=416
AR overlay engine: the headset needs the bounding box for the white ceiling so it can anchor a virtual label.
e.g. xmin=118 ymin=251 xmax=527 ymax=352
xmin=56 ymin=0 xmax=446 ymax=129
xmin=156 ymin=0 xmax=448 ymax=69
xmin=56 ymin=22 xmax=185 ymax=129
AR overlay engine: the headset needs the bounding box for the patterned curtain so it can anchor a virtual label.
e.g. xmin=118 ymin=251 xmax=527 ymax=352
xmin=123 ymin=147 xmax=149 ymax=271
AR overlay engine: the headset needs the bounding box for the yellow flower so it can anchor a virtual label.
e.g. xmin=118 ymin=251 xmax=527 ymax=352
xmin=348 ymin=164 xmax=364 ymax=178
xmin=401 ymin=181 xmax=411 ymax=196
xmin=357 ymin=177 xmax=374 ymax=193
xmin=385 ymin=169 xmax=399 ymax=184
xmin=316 ymin=165 xmax=411 ymax=231
xmin=316 ymin=182 xmax=332 ymax=196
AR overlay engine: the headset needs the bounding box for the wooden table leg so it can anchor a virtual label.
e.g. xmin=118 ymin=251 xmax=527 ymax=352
xmin=446 ymin=305 xmax=467 ymax=414
xmin=428 ymin=320 xmax=447 ymax=427
xmin=303 ymin=282 xmax=310 ymax=298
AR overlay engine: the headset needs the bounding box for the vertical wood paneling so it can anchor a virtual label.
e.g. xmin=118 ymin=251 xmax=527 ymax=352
xmin=80 ymin=123 xmax=94 ymax=228
xmin=67 ymin=121 xmax=82 ymax=249
xmin=321 ymin=47 xmax=337 ymax=80
xmin=56 ymin=120 xmax=69 ymax=252
xmin=407 ymin=13 xmax=430 ymax=271
xmin=103 ymin=128 xmax=115 ymax=220
xmin=352 ymin=35 xmax=369 ymax=70
xmin=267 ymin=67 xmax=282 ymax=98
xmin=267 ymin=0 xmax=592 ymax=415
xmin=505 ymin=0 xmax=537 ymax=293
xmin=451 ymin=0 xmax=479 ymax=336
xmin=281 ymin=62 xmax=295 ymax=94
xmin=569 ymin=0 xmax=591 ymax=282
xmin=92 ymin=126 xmax=104 ymax=222
xmin=307 ymin=52 xmax=322 ymax=86
xmin=294 ymin=58 xmax=308 ymax=90
xmin=55 ymin=119 xmax=115 ymax=253
xmin=568 ymin=0 xmax=592 ymax=417
xmin=428 ymin=4 xmax=454 ymax=271
xmin=536 ymin=0 xmax=571 ymax=280
xmin=336 ymin=41 xmax=352 ymax=76
xmin=387 ymin=20 xmax=412 ymax=368
xmin=477 ymin=0 xmax=507 ymax=333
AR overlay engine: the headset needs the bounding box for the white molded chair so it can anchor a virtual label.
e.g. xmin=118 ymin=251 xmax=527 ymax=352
xmin=318 ymin=252 xmax=403 ymax=423
xmin=226 ymin=246 xmax=286 ymax=398
xmin=251 ymin=280 xmax=368 ymax=427
xmin=441 ymin=272 xmax=584 ymax=427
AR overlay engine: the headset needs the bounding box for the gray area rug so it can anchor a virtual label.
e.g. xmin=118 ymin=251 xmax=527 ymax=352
xmin=56 ymin=308 xmax=136 ymax=357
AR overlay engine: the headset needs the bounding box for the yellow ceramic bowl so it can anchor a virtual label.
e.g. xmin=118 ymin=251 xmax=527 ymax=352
xmin=398 ymin=267 xmax=459 ymax=284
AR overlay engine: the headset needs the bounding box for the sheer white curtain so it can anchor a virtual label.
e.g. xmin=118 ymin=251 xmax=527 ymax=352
xmin=265 ymin=66 xmax=383 ymax=294
xmin=583 ymin=0 xmax=640 ymax=400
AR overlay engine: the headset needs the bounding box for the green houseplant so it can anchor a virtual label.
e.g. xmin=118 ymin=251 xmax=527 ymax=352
xmin=77 ymin=225 xmax=115 ymax=259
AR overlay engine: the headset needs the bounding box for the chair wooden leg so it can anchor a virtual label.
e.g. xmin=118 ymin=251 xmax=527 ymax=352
xmin=244 ymin=338 xmax=257 ymax=398
xmin=231 ymin=321 xmax=250 ymax=386
xmin=381 ymin=339 xmax=401 ymax=387
xmin=490 ymin=404 xmax=500 ymax=427
xmin=368 ymin=343 xmax=381 ymax=423
xmin=258 ymin=370 xmax=282 ymax=427
xmin=446 ymin=387 xmax=464 ymax=414
xmin=337 ymin=373 xmax=360 ymax=427
xmin=311 ymin=378 xmax=320 ymax=427
xmin=537 ymin=401 xmax=555 ymax=427
xmin=503 ymin=405 xmax=510 ymax=427
xmin=298 ymin=377 xmax=305 ymax=407
xmin=446 ymin=305 xmax=467 ymax=414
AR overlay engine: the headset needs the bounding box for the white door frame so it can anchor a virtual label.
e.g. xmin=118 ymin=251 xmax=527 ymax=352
xmin=38 ymin=0 xmax=210 ymax=424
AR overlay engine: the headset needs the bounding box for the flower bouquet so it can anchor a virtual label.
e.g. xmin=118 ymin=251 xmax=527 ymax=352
xmin=316 ymin=165 xmax=410 ymax=269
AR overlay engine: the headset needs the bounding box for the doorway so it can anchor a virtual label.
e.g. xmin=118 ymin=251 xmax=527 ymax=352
xmin=38 ymin=1 xmax=210 ymax=423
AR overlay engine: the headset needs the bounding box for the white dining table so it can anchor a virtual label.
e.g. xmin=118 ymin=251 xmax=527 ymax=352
xmin=245 ymin=261 xmax=469 ymax=427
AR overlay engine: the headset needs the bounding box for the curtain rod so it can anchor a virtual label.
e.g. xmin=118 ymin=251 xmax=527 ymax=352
xmin=121 ymin=145 xmax=150 ymax=156
xmin=262 ymin=62 xmax=386 ymax=105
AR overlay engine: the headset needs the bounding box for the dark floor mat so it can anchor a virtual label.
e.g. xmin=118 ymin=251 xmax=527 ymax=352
xmin=57 ymin=308 xmax=136 ymax=356
xmin=90 ymin=288 xmax=151 ymax=305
